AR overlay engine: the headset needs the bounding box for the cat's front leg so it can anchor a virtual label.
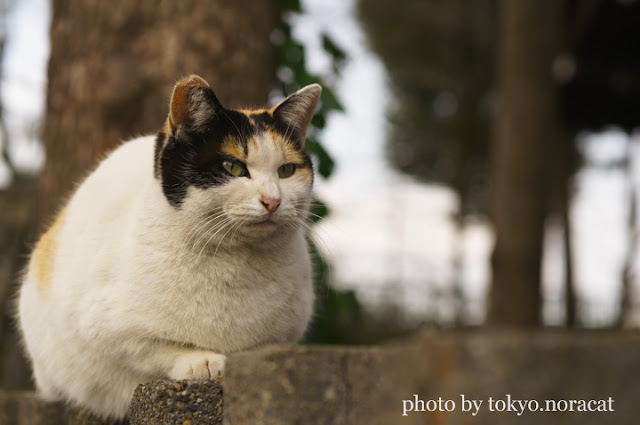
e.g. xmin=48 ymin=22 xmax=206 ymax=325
xmin=168 ymin=350 xmax=226 ymax=380
xmin=107 ymin=337 xmax=227 ymax=381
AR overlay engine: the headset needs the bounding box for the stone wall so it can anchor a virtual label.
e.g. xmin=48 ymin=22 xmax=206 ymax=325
xmin=1 ymin=331 xmax=638 ymax=424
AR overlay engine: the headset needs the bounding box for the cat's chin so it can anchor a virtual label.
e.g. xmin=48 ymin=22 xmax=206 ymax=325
xmin=238 ymin=217 xmax=281 ymax=233
xmin=245 ymin=219 xmax=277 ymax=228
xmin=233 ymin=216 xmax=297 ymax=240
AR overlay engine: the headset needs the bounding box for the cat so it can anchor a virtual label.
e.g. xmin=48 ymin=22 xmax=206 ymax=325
xmin=17 ymin=75 xmax=320 ymax=419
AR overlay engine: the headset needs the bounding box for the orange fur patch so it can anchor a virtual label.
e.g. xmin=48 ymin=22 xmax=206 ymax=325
xmin=238 ymin=108 xmax=270 ymax=116
xmin=220 ymin=136 xmax=247 ymax=160
xmin=32 ymin=208 xmax=67 ymax=294
xmin=293 ymin=166 xmax=313 ymax=179
xmin=264 ymin=129 xmax=308 ymax=166
xmin=162 ymin=118 xmax=172 ymax=139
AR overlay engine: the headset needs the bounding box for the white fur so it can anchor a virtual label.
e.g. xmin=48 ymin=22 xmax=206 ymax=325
xmin=18 ymin=134 xmax=314 ymax=419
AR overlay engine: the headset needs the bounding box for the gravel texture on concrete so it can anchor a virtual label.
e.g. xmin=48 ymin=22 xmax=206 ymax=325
xmin=129 ymin=379 xmax=223 ymax=425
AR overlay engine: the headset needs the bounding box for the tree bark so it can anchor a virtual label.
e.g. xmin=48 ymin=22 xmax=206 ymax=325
xmin=488 ymin=0 xmax=563 ymax=326
xmin=563 ymin=189 xmax=577 ymax=327
xmin=558 ymin=131 xmax=578 ymax=327
xmin=39 ymin=0 xmax=277 ymax=224
xmin=618 ymin=141 xmax=637 ymax=328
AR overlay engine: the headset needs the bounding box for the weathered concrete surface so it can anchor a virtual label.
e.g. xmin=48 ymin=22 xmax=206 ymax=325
xmin=0 ymin=390 xmax=126 ymax=424
xmin=129 ymin=379 xmax=223 ymax=425
xmin=2 ymin=331 xmax=640 ymax=425
xmin=224 ymin=345 xmax=407 ymax=425
xmin=223 ymin=331 xmax=640 ymax=425
xmin=0 ymin=391 xmax=64 ymax=425
xmin=405 ymin=330 xmax=640 ymax=425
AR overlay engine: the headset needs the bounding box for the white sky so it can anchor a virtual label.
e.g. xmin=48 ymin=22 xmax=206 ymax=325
xmin=0 ymin=0 xmax=48 ymax=181
xmin=2 ymin=0 xmax=638 ymax=327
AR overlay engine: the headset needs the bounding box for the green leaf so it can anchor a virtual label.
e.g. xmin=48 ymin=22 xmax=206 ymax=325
xmin=311 ymin=112 xmax=326 ymax=130
xmin=321 ymin=33 xmax=347 ymax=74
xmin=309 ymin=196 xmax=329 ymax=223
xmin=306 ymin=137 xmax=335 ymax=178
xmin=321 ymin=86 xmax=345 ymax=112
xmin=279 ymin=0 xmax=301 ymax=13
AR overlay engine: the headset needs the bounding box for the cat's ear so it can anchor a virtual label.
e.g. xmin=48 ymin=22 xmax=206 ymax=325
xmin=167 ymin=75 xmax=220 ymax=134
xmin=271 ymin=84 xmax=322 ymax=145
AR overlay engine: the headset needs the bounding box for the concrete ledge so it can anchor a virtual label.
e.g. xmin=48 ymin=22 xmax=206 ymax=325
xmin=2 ymin=331 xmax=640 ymax=425
xmin=404 ymin=331 xmax=640 ymax=425
xmin=0 ymin=390 xmax=124 ymax=424
xmin=224 ymin=345 xmax=404 ymax=425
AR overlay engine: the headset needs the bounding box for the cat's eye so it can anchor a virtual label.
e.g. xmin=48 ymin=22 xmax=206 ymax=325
xmin=222 ymin=159 xmax=247 ymax=177
xmin=278 ymin=163 xmax=296 ymax=179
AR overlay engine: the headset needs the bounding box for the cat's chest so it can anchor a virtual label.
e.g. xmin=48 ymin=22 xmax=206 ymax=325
xmin=135 ymin=245 xmax=283 ymax=299
xmin=125 ymin=244 xmax=305 ymax=351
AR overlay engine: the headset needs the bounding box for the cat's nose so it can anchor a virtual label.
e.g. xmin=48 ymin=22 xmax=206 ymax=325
xmin=260 ymin=196 xmax=281 ymax=213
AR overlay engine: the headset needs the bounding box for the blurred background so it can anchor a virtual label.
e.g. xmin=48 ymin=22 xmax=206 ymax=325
xmin=1 ymin=0 xmax=639 ymax=390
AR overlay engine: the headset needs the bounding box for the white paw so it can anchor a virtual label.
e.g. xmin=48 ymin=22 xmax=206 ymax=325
xmin=169 ymin=352 xmax=226 ymax=380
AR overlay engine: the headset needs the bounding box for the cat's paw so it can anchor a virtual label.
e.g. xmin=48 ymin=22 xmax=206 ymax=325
xmin=169 ymin=352 xmax=226 ymax=380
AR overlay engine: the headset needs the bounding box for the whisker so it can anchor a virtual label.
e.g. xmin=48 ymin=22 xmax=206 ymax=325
xmin=185 ymin=209 xmax=225 ymax=242
xmin=211 ymin=219 xmax=244 ymax=260
xmin=182 ymin=209 xmax=228 ymax=252
xmin=191 ymin=220 xmax=231 ymax=255
xmin=195 ymin=218 xmax=236 ymax=262
xmin=227 ymin=218 xmax=247 ymax=250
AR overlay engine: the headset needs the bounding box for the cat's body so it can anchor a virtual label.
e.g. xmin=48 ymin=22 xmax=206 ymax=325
xmin=18 ymin=75 xmax=320 ymax=419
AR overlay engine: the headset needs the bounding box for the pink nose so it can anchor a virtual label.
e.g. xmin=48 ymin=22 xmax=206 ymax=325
xmin=260 ymin=197 xmax=281 ymax=213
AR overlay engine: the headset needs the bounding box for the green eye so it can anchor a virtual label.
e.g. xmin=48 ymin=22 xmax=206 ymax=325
xmin=222 ymin=159 xmax=246 ymax=177
xmin=278 ymin=163 xmax=296 ymax=179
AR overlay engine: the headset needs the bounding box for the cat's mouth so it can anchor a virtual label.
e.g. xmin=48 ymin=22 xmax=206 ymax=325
xmin=244 ymin=217 xmax=277 ymax=227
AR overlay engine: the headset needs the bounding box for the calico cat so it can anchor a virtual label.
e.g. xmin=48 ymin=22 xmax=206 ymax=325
xmin=18 ymin=75 xmax=320 ymax=419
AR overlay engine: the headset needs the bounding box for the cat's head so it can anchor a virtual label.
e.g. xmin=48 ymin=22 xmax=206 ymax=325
xmin=154 ymin=75 xmax=321 ymax=247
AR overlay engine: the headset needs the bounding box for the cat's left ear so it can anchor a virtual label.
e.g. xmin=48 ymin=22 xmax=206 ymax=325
xmin=271 ymin=84 xmax=322 ymax=146
xmin=167 ymin=75 xmax=221 ymax=135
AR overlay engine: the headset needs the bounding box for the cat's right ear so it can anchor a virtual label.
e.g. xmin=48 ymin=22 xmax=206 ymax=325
xmin=167 ymin=75 xmax=220 ymax=135
xmin=271 ymin=84 xmax=322 ymax=147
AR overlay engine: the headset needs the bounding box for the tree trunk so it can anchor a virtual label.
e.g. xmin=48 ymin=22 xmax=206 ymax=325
xmin=558 ymin=131 xmax=578 ymax=327
xmin=563 ymin=191 xmax=577 ymax=327
xmin=618 ymin=140 xmax=638 ymax=328
xmin=0 ymin=175 xmax=37 ymax=390
xmin=39 ymin=0 xmax=277 ymax=224
xmin=488 ymin=0 xmax=563 ymax=326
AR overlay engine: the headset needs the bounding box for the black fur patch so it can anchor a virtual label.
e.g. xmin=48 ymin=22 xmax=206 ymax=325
xmin=157 ymin=107 xmax=254 ymax=207
xmin=249 ymin=112 xmax=273 ymax=130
